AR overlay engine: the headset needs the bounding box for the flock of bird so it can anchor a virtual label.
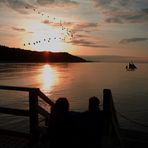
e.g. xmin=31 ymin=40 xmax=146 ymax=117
xmin=23 ymin=6 xmax=74 ymax=47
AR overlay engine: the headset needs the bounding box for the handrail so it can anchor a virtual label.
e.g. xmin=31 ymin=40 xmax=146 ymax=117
xmin=37 ymin=90 xmax=54 ymax=106
xmin=38 ymin=105 xmax=50 ymax=117
xmin=0 ymin=85 xmax=54 ymax=139
xmin=0 ymin=85 xmax=39 ymax=92
xmin=0 ymin=107 xmax=29 ymax=116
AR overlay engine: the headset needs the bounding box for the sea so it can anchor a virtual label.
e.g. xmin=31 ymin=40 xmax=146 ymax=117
xmin=0 ymin=57 xmax=148 ymax=133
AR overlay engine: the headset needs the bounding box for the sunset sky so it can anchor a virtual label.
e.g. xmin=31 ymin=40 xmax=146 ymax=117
xmin=0 ymin=0 xmax=148 ymax=56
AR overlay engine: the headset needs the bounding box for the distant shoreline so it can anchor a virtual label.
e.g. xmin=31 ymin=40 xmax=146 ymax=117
xmin=0 ymin=45 xmax=88 ymax=63
xmin=80 ymin=55 xmax=148 ymax=63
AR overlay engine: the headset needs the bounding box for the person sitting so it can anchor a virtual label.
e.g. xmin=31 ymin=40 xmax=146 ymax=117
xmin=48 ymin=97 xmax=70 ymax=148
xmin=89 ymin=96 xmax=101 ymax=113
xmin=80 ymin=96 xmax=103 ymax=148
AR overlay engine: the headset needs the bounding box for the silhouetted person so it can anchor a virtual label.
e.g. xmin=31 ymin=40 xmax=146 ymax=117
xmin=81 ymin=96 xmax=103 ymax=148
xmin=48 ymin=97 xmax=70 ymax=148
xmin=89 ymin=96 xmax=100 ymax=113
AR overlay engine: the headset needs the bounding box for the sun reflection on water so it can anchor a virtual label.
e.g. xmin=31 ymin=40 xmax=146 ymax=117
xmin=38 ymin=64 xmax=59 ymax=92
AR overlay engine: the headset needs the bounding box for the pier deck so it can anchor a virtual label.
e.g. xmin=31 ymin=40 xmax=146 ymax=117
xmin=0 ymin=128 xmax=148 ymax=148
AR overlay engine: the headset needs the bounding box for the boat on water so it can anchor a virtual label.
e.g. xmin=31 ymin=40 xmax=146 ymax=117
xmin=126 ymin=61 xmax=137 ymax=71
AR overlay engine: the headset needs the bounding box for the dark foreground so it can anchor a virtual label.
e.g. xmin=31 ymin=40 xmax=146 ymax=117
xmin=0 ymin=87 xmax=147 ymax=148
xmin=0 ymin=127 xmax=148 ymax=148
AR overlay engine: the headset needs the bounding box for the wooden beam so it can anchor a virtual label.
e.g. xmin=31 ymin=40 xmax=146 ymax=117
xmin=0 ymin=107 xmax=29 ymax=116
xmin=37 ymin=90 xmax=54 ymax=106
xmin=38 ymin=105 xmax=50 ymax=117
xmin=0 ymin=129 xmax=30 ymax=138
xmin=0 ymin=85 xmax=39 ymax=92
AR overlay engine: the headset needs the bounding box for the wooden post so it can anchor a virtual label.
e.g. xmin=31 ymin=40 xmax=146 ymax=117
xmin=29 ymin=89 xmax=39 ymax=138
xmin=102 ymin=89 xmax=122 ymax=148
xmin=102 ymin=89 xmax=112 ymax=147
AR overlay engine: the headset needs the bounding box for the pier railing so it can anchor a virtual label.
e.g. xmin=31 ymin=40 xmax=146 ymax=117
xmin=0 ymin=86 xmax=122 ymax=147
xmin=0 ymin=85 xmax=54 ymax=139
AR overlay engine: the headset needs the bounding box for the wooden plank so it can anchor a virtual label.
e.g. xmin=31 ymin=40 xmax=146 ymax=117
xmin=0 ymin=107 xmax=29 ymax=116
xmin=0 ymin=85 xmax=39 ymax=92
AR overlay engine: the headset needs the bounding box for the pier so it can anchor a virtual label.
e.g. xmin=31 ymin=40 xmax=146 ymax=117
xmin=0 ymin=85 xmax=148 ymax=148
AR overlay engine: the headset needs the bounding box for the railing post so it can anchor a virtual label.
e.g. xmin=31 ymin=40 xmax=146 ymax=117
xmin=102 ymin=89 xmax=122 ymax=148
xmin=29 ymin=89 xmax=39 ymax=139
xmin=102 ymin=89 xmax=112 ymax=147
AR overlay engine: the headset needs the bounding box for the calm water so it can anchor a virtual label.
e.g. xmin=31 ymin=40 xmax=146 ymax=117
xmin=0 ymin=62 xmax=148 ymax=133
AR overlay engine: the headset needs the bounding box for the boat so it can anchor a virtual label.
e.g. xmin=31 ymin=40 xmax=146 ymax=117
xmin=126 ymin=61 xmax=137 ymax=71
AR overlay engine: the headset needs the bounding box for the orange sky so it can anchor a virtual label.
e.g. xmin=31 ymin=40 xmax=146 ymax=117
xmin=0 ymin=0 xmax=148 ymax=57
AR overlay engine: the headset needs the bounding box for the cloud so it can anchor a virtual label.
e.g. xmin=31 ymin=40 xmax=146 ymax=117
xmin=42 ymin=20 xmax=99 ymax=33
xmin=42 ymin=20 xmax=53 ymax=25
xmin=93 ymin=0 xmax=148 ymax=24
xmin=119 ymin=38 xmax=148 ymax=44
xmin=105 ymin=18 xmax=123 ymax=24
xmin=75 ymin=23 xmax=98 ymax=29
xmin=36 ymin=0 xmax=79 ymax=7
xmin=0 ymin=0 xmax=79 ymax=14
xmin=12 ymin=27 xmax=26 ymax=32
xmin=70 ymin=39 xmax=109 ymax=48
xmin=93 ymin=0 xmax=132 ymax=11
xmin=0 ymin=0 xmax=34 ymax=14
xmin=42 ymin=19 xmax=73 ymax=27
xmin=105 ymin=8 xmax=148 ymax=24
xmin=72 ymin=22 xmax=99 ymax=33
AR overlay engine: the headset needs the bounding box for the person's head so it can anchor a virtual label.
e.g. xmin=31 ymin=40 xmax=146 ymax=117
xmin=53 ymin=97 xmax=69 ymax=114
xmin=89 ymin=96 xmax=100 ymax=112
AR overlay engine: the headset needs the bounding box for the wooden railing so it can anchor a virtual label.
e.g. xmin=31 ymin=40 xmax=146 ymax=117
xmin=0 ymin=86 xmax=122 ymax=147
xmin=0 ymin=85 xmax=54 ymax=139
xmin=102 ymin=89 xmax=123 ymax=148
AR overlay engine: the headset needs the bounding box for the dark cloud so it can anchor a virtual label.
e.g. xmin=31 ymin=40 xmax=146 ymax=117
xmin=119 ymin=38 xmax=148 ymax=44
xmin=75 ymin=23 xmax=98 ymax=29
xmin=12 ymin=27 xmax=26 ymax=32
xmin=73 ymin=22 xmax=99 ymax=33
xmin=105 ymin=18 xmax=123 ymax=24
xmin=70 ymin=39 xmax=109 ymax=48
xmin=0 ymin=0 xmax=79 ymax=14
xmin=0 ymin=0 xmax=34 ymax=14
xmin=93 ymin=0 xmax=132 ymax=11
xmin=93 ymin=0 xmax=148 ymax=24
xmin=36 ymin=0 xmax=79 ymax=7
xmin=75 ymin=34 xmax=89 ymax=38
xmin=142 ymin=8 xmax=148 ymax=14
xmin=105 ymin=8 xmax=148 ymax=24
